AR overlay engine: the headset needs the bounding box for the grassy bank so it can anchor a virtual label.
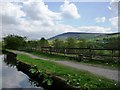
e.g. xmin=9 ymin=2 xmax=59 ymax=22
xmin=30 ymin=51 xmax=70 ymax=60
xmin=17 ymin=54 xmax=119 ymax=89
xmin=28 ymin=51 xmax=119 ymax=69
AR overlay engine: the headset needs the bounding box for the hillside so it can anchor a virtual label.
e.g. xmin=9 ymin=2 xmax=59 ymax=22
xmin=95 ymin=32 xmax=120 ymax=38
xmin=48 ymin=32 xmax=108 ymax=41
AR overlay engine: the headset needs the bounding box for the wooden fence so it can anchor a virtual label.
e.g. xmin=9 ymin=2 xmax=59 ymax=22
xmin=40 ymin=47 xmax=120 ymax=62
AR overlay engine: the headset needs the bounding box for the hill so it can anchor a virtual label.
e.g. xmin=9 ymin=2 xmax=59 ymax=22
xmin=95 ymin=32 xmax=120 ymax=38
xmin=48 ymin=32 xmax=108 ymax=41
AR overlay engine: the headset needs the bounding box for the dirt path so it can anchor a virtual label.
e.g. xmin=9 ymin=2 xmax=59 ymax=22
xmin=12 ymin=50 xmax=119 ymax=82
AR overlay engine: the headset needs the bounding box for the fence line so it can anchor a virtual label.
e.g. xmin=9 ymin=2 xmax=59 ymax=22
xmin=26 ymin=47 xmax=120 ymax=62
xmin=39 ymin=47 xmax=120 ymax=62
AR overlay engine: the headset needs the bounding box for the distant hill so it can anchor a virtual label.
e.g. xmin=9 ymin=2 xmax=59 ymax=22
xmin=95 ymin=32 xmax=120 ymax=38
xmin=48 ymin=32 xmax=108 ymax=41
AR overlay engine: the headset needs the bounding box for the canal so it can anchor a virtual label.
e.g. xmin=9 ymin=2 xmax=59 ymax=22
xmin=0 ymin=54 xmax=44 ymax=89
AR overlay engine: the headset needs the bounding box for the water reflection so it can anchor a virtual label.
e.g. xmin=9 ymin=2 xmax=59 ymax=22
xmin=4 ymin=55 xmax=16 ymax=68
xmin=1 ymin=54 xmax=44 ymax=89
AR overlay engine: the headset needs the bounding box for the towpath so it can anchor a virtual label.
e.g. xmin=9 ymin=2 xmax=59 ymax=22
xmin=11 ymin=50 xmax=119 ymax=82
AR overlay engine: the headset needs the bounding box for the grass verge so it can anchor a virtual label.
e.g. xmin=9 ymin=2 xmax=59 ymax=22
xmin=30 ymin=51 xmax=70 ymax=60
xmin=17 ymin=54 xmax=119 ymax=89
xmin=28 ymin=51 xmax=119 ymax=69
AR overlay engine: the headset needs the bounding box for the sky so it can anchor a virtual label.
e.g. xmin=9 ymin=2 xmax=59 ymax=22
xmin=0 ymin=0 xmax=119 ymax=40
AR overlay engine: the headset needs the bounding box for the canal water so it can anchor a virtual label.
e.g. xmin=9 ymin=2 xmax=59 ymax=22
xmin=0 ymin=55 xmax=44 ymax=89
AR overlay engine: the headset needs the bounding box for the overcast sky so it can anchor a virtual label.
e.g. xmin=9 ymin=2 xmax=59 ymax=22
xmin=1 ymin=0 xmax=119 ymax=40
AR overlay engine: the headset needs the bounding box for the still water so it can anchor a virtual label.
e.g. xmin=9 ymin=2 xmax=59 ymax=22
xmin=0 ymin=55 xmax=44 ymax=89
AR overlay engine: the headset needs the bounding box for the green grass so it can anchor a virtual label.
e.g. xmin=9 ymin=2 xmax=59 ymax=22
xmin=30 ymin=51 xmax=70 ymax=60
xmin=28 ymin=51 xmax=119 ymax=69
xmin=81 ymin=60 xmax=119 ymax=70
xmin=17 ymin=54 xmax=119 ymax=89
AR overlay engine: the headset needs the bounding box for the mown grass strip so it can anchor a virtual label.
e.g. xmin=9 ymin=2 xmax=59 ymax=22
xmin=17 ymin=54 xmax=119 ymax=89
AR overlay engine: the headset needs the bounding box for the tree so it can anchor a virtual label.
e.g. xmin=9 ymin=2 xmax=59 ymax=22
xmin=77 ymin=39 xmax=87 ymax=48
xmin=66 ymin=37 xmax=77 ymax=48
xmin=52 ymin=39 xmax=65 ymax=48
xmin=26 ymin=40 xmax=38 ymax=50
xmin=65 ymin=37 xmax=77 ymax=54
xmin=3 ymin=35 xmax=26 ymax=50
xmin=39 ymin=37 xmax=49 ymax=47
xmin=102 ymin=35 xmax=120 ymax=49
xmin=52 ymin=39 xmax=65 ymax=53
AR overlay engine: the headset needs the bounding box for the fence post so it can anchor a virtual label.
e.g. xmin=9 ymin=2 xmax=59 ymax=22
xmin=49 ymin=47 xmax=52 ymax=54
xmin=112 ymin=49 xmax=114 ymax=62
xmin=89 ymin=48 xmax=92 ymax=61
xmin=41 ymin=47 xmax=43 ymax=52
xmin=78 ymin=54 xmax=83 ymax=61
xmin=64 ymin=48 xmax=66 ymax=56
xmin=118 ymin=49 xmax=120 ymax=63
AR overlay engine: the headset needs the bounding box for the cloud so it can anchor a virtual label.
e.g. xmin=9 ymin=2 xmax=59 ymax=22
xmin=1 ymin=1 xmax=113 ymax=40
xmin=108 ymin=0 xmax=119 ymax=14
xmin=60 ymin=0 xmax=80 ymax=19
xmin=95 ymin=17 xmax=106 ymax=23
xmin=1 ymin=0 xmax=80 ymax=39
xmin=0 ymin=2 xmax=25 ymax=21
xmin=0 ymin=2 xmax=25 ymax=26
xmin=22 ymin=1 xmax=61 ymax=21
xmin=1 ymin=14 xmax=19 ymax=25
xmin=108 ymin=5 xmax=112 ymax=10
xmin=78 ymin=26 xmax=111 ymax=33
xmin=21 ymin=1 xmax=61 ymax=26
xmin=54 ymin=24 xmax=112 ymax=35
xmin=109 ymin=16 xmax=118 ymax=29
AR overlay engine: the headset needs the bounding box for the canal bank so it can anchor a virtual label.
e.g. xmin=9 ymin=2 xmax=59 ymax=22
xmin=2 ymin=50 xmax=81 ymax=90
xmin=1 ymin=50 xmax=44 ymax=89
xmin=3 ymin=50 xmax=119 ymax=90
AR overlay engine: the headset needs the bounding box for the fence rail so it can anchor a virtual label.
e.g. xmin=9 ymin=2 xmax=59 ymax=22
xmin=39 ymin=47 xmax=120 ymax=62
xmin=26 ymin=47 xmax=120 ymax=62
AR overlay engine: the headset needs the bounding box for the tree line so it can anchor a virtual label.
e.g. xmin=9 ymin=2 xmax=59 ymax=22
xmin=2 ymin=34 xmax=120 ymax=50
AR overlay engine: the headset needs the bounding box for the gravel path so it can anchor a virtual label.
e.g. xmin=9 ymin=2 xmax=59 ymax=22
xmin=56 ymin=61 xmax=118 ymax=81
xmin=12 ymin=50 xmax=119 ymax=82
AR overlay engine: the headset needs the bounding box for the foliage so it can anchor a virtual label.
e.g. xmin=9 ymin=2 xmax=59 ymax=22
xmin=77 ymin=39 xmax=87 ymax=48
xmin=0 ymin=42 xmax=2 ymax=50
xmin=40 ymin=71 xmax=53 ymax=86
xmin=3 ymin=35 xmax=26 ymax=50
xmin=66 ymin=37 xmax=77 ymax=48
xmin=26 ymin=37 xmax=49 ymax=50
xmin=52 ymin=39 xmax=65 ymax=48
xmin=3 ymin=33 xmax=120 ymax=50
xmin=29 ymin=65 xmax=38 ymax=74
xmin=29 ymin=65 xmax=53 ymax=86
xmin=103 ymin=36 xmax=119 ymax=49
xmin=26 ymin=40 xmax=38 ymax=50
xmin=39 ymin=37 xmax=49 ymax=47
xmin=92 ymin=33 xmax=120 ymax=49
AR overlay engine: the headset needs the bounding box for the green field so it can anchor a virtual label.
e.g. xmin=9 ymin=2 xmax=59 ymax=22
xmin=17 ymin=54 xmax=119 ymax=89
